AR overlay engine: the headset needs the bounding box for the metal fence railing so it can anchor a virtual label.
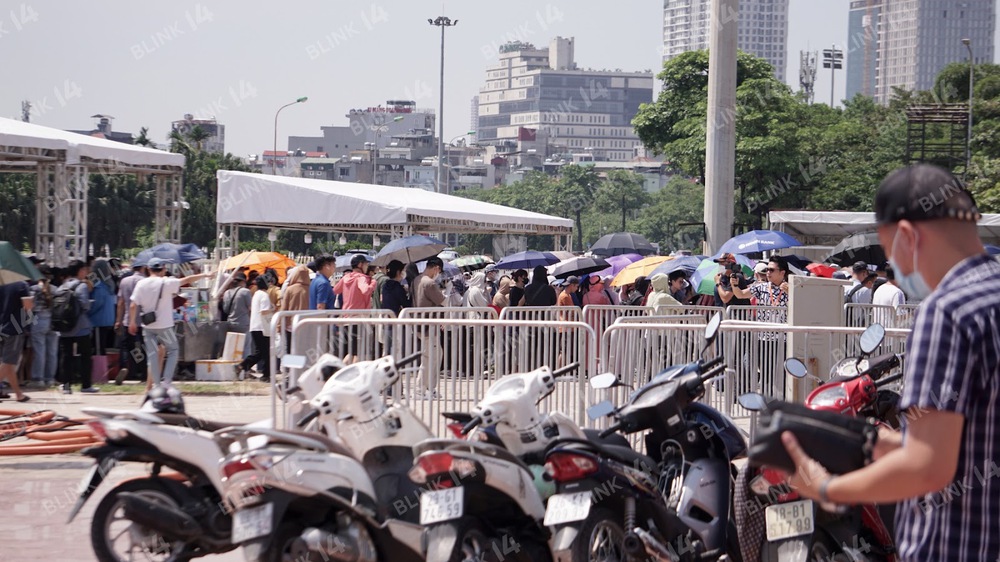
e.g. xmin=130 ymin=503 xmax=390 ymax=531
xmin=285 ymin=317 xmax=598 ymax=437
xmin=845 ymin=303 xmax=920 ymax=330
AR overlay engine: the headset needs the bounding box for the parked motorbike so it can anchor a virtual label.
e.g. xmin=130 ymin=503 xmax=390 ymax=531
xmin=216 ymin=352 xmax=430 ymax=562
xmin=547 ymin=312 xmax=746 ymax=562
xmin=409 ymin=362 xmax=602 ymax=562
xmin=70 ymin=354 xmax=346 ymax=562
xmin=736 ymin=324 xmax=904 ymax=562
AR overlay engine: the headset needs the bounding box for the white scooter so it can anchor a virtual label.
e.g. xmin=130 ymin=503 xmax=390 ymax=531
xmin=70 ymin=355 xmax=345 ymax=562
xmin=216 ymin=352 xmax=431 ymax=562
xmin=409 ymin=363 xmax=625 ymax=562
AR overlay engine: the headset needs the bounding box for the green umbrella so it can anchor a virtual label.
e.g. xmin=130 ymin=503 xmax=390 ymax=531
xmin=0 ymin=242 xmax=41 ymax=286
xmin=692 ymin=259 xmax=753 ymax=296
xmin=451 ymin=255 xmax=494 ymax=272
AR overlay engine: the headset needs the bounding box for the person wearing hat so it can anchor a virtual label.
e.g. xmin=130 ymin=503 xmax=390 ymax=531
xmin=129 ymin=259 xmax=211 ymax=388
xmin=846 ymin=261 xmax=874 ymax=304
xmin=114 ymin=262 xmax=149 ymax=384
xmin=780 ymin=164 xmax=1000 ymax=562
xmin=557 ymin=276 xmax=581 ymax=308
xmin=483 ymin=264 xmax=499 ymax=302
xmin=712 ymin=253 xmax=751 ymax=309
xmin=752 ymin=262 xmax=769 ymax=285
xmin=334 ymin=254 xmax=375 ymax=364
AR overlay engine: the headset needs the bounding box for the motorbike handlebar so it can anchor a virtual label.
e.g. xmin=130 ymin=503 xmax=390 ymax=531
xmin=701 ymin=364 xmax=726 ymax=382
xmin=876 ymin=373 xmax=904 ymax=388
xmin=296 ymin=410 xmax=320 ymax=428
xmin=460 ymin=416 xmax=482 ymax=435
xmin=396 ymin=352 xmax=422 ymax=369
xmin=599 ymin=422 xmax=623 ymax=438
xmin=701 ymin=355 xmax=724 ymax=371
xmin=861 ymin=352 xmax=900 ymax=380
xmin=553 ymin=362 xmax=580 ymax=377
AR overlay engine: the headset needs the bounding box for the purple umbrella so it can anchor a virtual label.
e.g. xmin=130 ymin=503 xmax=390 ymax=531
xmin=595 ymin=253 xmax=643 ymax=278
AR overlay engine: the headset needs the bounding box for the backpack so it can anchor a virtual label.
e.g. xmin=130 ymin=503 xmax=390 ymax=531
xmin=51 ymin=283 xmax=82 ymax=332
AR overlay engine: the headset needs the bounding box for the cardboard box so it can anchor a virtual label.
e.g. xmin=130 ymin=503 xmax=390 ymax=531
xmin=195 ymin=359 xmax=241 ymax=381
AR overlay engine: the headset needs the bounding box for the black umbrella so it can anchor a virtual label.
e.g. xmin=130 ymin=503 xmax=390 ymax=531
xmin=590 ymin=232 xmax=656 ymax=257
xmin=825 ymin=232 xmax=886 ymax=267
xmin=550 ymin=256 xmax=610 ymax=279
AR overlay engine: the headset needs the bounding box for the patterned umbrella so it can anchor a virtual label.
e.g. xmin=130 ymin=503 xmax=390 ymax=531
xmin=451 ymin=255 xmax=494 ymax=272
xmin=717 ymin=230 xmax=801 ymax=255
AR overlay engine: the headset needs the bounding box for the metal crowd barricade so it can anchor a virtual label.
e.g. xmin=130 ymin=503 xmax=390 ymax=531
xmin=582 ymin=305 xmax=655 ymax=342
xmin=286 ymin=317 xmax=597 ymax=437
xmin=655 ymin=305 xmax=724 ymax=320
xmin=845 ymin=303 xmax=920 ymax=331
xmin=497 ymin=306 xmax=582 ymax=378
xmin=721 ymin=305 xmax=788 ymax=402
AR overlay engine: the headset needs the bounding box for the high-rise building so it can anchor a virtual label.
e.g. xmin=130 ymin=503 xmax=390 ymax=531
xmin=661 ymin=0 xmax=789 ymax=81
xmin=872 ymin=0 xmax=995 ymax=103
xmin=171 ymin=114 xmax=225 ymax=153
xmin=470 ymin=95 xmax=479 ymax=139
xmin=845 ymin=0 xmax=881 ymax=100
xmin=476 ymin=37 xmax=653 ymax=162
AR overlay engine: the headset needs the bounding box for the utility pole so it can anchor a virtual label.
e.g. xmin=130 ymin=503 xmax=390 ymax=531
xmin=429 ymin=16 xmax=458 ymax=195
xmin=704 ymin=0 xmax=738 ymax=254
xmin=822 ymin=45 xmax=843 ymax=107
xmin=963 ymin=38 xmax=974 ymax=178
xmin=799 ymin=51 xmax=817 ymax=104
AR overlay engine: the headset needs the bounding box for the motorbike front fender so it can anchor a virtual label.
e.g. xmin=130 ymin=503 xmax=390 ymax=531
xmin=424 ymin=522 xmax=461 ymax=562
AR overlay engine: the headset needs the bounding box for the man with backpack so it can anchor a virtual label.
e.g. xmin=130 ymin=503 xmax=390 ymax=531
xmin=55 ymin=259 xmax=97 ymax=394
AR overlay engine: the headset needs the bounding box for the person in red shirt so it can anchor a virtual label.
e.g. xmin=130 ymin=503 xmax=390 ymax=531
xmin=334 ymin=254 xmax=375 ymax=363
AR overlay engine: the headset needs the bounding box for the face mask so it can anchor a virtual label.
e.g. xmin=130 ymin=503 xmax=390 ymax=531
xmin=888 ymin=228 xmax=932 ymax=300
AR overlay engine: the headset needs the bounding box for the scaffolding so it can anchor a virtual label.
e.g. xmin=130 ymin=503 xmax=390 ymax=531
xmin=0 ymin=118 xmax=185 ymax=265
xmin=904 ymin=104 xmax=970 ymax=174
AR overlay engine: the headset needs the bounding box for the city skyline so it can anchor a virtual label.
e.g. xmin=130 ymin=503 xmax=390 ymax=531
xmin=3 ymin=1 xmax=999 ymax=159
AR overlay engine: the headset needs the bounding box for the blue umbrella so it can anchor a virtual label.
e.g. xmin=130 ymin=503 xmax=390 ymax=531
xmin=648 ymin=256 xmax=702 ymax=277
xmin=717 ymin=230 xmax=801 ymax=255
xmin=495 ymin=250 xmax=559 ymax=270
xmin=986 ymin=245 xmax=1000 ymax=256
xmin=133 ymin=243 xmax=206 ymax=266
xmin=371 ymin=235 xmax=446 ymax=267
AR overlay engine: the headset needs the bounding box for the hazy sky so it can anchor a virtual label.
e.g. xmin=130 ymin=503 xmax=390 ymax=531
xmin=3 ymin=1 xmax=997 ymax=158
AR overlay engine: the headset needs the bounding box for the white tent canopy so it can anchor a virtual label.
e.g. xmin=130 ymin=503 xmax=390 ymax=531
xmin=0 ymin=117 xmax=183 ymax=169
xmin=216 ymin=171 xmax=574 ymax=237
xmin=769 ymin=210 xmax=1000 ymax=246
xmin=0 ymin=117 xmax=185 ymax=265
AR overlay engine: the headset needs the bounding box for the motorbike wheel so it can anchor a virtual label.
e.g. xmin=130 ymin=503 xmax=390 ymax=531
xmin=810 ymin=537 xmax=851 ymax=562
xmin=90 ymin=478 xmax=192 ymax=562
xmin=573 ymin=509 xmax=625 ymax=562
xmin=434 ymin=518 xmax=498 ymax=562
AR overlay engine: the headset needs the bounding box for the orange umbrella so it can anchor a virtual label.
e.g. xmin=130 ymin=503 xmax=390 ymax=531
xmin=222 ymin=251 xmax=296 ymax=284
xmin=610 ymin=256 xmax=672 ymax=287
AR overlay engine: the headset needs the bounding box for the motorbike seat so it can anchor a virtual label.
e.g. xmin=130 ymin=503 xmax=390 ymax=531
xmin=266 ymin=429 xmax=357 ymax=459
xmin=583 ymin=428 xmax=631 ymax=449
xmin=598 ymin=444 xmax=658 ymax=472
xmin=154 ymin=413 xmax=235 ymax=433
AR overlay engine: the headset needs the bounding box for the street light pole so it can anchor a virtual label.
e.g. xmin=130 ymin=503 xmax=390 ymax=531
xmin=429 ymin=16 xmax=458 ymax=195
xmin=822 ymin=45 xmax=843 ymax=108
xmin=963 ymin=38 xmax=974 ymax=178
xmin=273 ymin=96 xmax=308 ymax=175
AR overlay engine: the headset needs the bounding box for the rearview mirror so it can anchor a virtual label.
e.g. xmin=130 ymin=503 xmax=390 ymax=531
xmin=590 ymin=373 xmax=619 ymax=390
xmin=737 ymin=393 xmax=768 ymax=412
xmin=784 ymin=358 xmax=808 ymax=379
xmin=587 ymin=400 xmax=615 ymax=420
xmin=859 ymin=324 xmax=886 ymax=355
xmin=705 ymin=312 xmax=722 ymax=344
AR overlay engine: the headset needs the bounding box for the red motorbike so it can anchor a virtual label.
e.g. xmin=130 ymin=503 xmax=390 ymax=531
xmin=735 ymin=324 xmax=904 ymax=562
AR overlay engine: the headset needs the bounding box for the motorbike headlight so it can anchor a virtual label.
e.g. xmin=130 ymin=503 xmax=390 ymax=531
xmin=810 ymin=386 xmax=848 ymax=407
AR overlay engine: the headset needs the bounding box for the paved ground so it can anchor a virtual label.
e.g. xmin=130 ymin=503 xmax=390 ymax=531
xmin=0 ymin=389 xmax=274 ymax=562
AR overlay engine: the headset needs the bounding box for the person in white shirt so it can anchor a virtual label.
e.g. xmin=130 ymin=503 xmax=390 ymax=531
xmin=129 ymin=259 xmax=210 ymax=387
xmin=238 ymin=277 xmax=274 ymax=382
xmin=872 ymin=265 xmax=907 ymax=328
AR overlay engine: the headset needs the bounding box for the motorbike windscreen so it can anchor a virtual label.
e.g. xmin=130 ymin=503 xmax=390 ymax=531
xmin=485 ymin=376 xmax=525 ymax=398
xmin=688 ymin=402 xmax=746 ymax=460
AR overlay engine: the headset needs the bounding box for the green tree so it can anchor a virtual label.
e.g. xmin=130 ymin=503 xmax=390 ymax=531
xmin=187 ymin=125 xmax=211 ymax=152
xmin=633 ymin=176 xmax=705 ymax=251
xmin=556 ymin=164 xmax=600 ymax=250
xmin=594 ymin=170 xmax=650 ymax=231
xmin=134 ymin=127 xmax=156 ymax=148
xmin=0 ymin=174 xmax=36 ymax=248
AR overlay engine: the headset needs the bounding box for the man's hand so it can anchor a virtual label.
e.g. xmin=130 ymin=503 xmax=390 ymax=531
xmin=780 ymin=281 xmax=789 ymax=293
xmin=873 ymin=425 xmax=902 ymax=461
xmin=780 ymin=432 xmax=842 ymax=512
xmin=128 ymin=324 xmax=137 ymax=336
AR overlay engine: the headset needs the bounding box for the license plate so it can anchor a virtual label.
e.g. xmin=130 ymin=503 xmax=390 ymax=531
xmin=543 ymin=492 xmax=592 ymax=526
xmin=232 ymin=503 xmax=273 ymax=544
xmin=765 ymin=499 xmax=814 ymax=541
xmin=420 ymin=487 xmax=464 ymax=525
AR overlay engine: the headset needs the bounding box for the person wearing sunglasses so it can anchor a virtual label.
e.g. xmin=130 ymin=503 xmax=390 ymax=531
xmin=731 ymin=256 xmax=790 ymax=396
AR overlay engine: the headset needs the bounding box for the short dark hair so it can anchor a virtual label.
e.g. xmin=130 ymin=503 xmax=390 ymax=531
xmin=668 ymin=270 xmax=687 ymax=283
xmin=885 ymin=264 xmax=895 ymax=281
xmin=851 ymin=261 xmax=868 ymax=274
xmin=350 ymin=254 xmax=369 ymax=270
xmin=254 ymin=277 xmax=269 ymax=291
xmin=387 ymin=259 xmax=405 ymax=278
xmin=769 ymin=256 xmax=790 ymax=276
xmin=513 ymin=269 xmax=528 ymax=281
xmin=425 ymin=257 xmax=444 ymax=269
xmin=66 ymin=260 xmax=85 ymax=277
xmin=314 ymin=255 xmax=336 ymax=269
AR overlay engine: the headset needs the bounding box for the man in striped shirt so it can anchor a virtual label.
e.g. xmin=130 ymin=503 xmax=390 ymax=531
xmin=781 ymin=164 xmax=1000 ymax=561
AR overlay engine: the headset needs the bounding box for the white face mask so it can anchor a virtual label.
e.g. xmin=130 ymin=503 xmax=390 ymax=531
xmin=888 ymin=227 xmax=932 ymax=300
